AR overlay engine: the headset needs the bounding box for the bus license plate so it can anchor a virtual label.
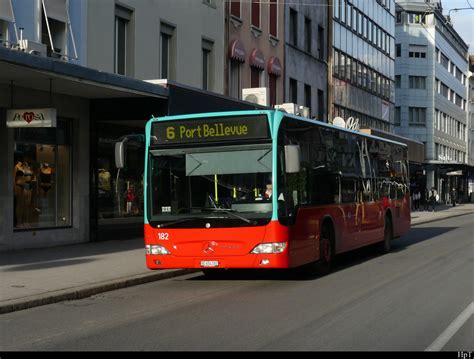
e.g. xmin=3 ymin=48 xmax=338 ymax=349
xmin=200 ymin=260 xmax=219 ymax=267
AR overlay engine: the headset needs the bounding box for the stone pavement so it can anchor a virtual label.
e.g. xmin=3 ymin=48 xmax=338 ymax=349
xmin=1 ymin=203 xmax=473 ymax=314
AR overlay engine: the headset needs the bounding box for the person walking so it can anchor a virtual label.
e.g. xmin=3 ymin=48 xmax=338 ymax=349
xmin=429 ymin=188 xmax=437 ymax=212
xmin=451 ymin=188 xmax=457 ymax=207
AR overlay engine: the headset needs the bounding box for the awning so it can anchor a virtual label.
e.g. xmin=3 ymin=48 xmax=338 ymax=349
xmin=249 ymin=48 xmax=265 ymax=70
xmin=229 ymin=39 xmax=246 ymax=63
xmin=267 ymin=56 xmax=282 ymax=76
xmin=0 ymin=0 xmax=14 ymax=22
xmin=42 ymin=0 xmax=68 ymax=23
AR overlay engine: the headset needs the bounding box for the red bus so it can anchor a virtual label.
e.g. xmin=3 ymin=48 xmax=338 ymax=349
xmin=141 ymin=110 xmax=410 ymax=274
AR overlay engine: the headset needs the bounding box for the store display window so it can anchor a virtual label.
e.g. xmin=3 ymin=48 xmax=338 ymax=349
xmin=13 ymin=120 xmax=71 ymax=229
xmin=96 ymin=122 xmax=144 ymax=223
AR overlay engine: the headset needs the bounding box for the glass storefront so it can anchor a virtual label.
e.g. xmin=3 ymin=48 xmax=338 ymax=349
xmin=96 ymin=121 xmax=145 ymax=224
xmin=13 ymin=120 xmax=71 ymax=229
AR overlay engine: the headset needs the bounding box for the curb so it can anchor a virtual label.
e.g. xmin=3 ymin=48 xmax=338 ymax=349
xmin=0 ymin=268 xmax=199 ymax=315
xmin=411 ymin=211 xmax=473 ymax=227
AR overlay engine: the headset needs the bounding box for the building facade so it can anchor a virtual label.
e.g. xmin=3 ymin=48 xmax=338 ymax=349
xmin=226 ymin=0 xmax=284 ymax=107
xmin=85 ymin=0 xmax=225 ymax=94
xmin=284 ymin=0 xmax=329 ymax=121
xmin=394 ymin=0 xmax=470 ymax=202
xmin=0 ymin=0 xmax=264 ymax=251
xmin=468 ymin=55 xmax=474 ymax=199
xmin=332 ymin=0 xmax=395 ymax=131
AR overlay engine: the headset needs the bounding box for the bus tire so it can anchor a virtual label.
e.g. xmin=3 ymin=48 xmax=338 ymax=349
xmin=316 ymin=222 xmax=334 ymax=274
xmin=378 ymin=215 xmax=393 ymax=254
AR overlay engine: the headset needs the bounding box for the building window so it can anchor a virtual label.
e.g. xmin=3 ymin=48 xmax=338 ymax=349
xmin=304 ymin=84 xmax=311 ymax=113
xmin=230 ymin=0 xmax=241 ymax=18
xmin=202 ymin=39 xmax=213 ymax=91
xmin=408 ymin=12 xmax=425 ymax=24
xmin=13 ymin=120 xmax=72 ymax=229
xmin=394 ymin=107 xmax=401 ymax=126
xmin=396 ymin=11 xmax=402 ymax=23
xmin=290 ymin=8 xmax=297 ymax=46
xmin=160 ymin=22 xmax=175 ymax=80
xmin=269 ymin=1 xmax=278 ymax=37
xmin=440 ymin=52 xmax=449 ymax=69
xmin=395 ymin=43 xmax=401 ymax=57
xmin=114 ymin=5 xmax=132 ymax=75
xmin=230 ymin=59 xmax=241 ymax=99
xmin=304 ymin=17 xmax=311 ymax=53
xmin=395 ymin=75 xmax=401 ymax=88
xmin=409 ymin=76 xmax=426 ymax=89
xmin=251 ymin=67 xmax=260 ymax=88
xmin=318 ymin=26 xmax=324 ymax=60
xmin=41 ymin=0 xmax=78 ymax=59
xmin=269 ymin=74 xmax=277 ymax=107
xmin=409 ymin=107 xmax=426 ymax=125
xmin=317 ymin=89 xmax=324 ymax=121
xmin=289 ymin=78 xmax=297 ymax=103
xmin=251 ymin=0 xmax=260 ymax=28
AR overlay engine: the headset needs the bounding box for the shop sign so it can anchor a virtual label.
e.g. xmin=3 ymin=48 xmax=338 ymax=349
xmin=6 ymin=108 xmax=57 ymax=128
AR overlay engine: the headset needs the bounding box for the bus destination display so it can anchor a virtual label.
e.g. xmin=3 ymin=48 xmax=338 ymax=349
xmin=152 ymin=115 xmax=268 ymax=145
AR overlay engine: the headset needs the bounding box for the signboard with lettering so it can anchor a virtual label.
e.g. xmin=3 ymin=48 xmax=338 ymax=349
xmin=151 ymin=115 xmax=269 ymax=145
xmin=6 ymin=108 xmax=57 ymax=128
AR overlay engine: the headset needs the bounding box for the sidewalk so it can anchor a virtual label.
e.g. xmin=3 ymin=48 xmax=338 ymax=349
xmin=1 ymin=203 xmax=473 ymax=314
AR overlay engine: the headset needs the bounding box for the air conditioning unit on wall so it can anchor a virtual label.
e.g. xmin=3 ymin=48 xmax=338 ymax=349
xmin=275 ymin=103 xmax=310 ymax=117
xmin=242 ymin=87 xmax=269 ymax=106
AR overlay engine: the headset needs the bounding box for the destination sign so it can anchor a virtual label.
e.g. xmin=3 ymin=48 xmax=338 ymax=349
xmin=151 ymin=115 xmax=269 ymax=145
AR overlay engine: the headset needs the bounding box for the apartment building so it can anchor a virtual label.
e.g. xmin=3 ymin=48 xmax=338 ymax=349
xmin=226 ymin=0 xmax=284 ymax=107
xmin=394 ymin=0 xmax=470 ymax=201
xmin=285 ymin=0 xmax=329 ymax=121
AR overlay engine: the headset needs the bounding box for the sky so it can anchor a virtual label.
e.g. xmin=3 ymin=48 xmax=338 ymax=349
xmin=441 ymin=0 xmax=474 ymax=51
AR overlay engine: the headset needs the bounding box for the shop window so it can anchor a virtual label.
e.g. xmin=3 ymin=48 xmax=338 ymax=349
xmin=96 ymin=122 xmax=145 ymax=223
xmin=13 ymin=120 xmax=71 ymax=229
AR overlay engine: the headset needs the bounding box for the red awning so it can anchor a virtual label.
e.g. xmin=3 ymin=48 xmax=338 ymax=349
xmin=267 ymin=56 xmax=282 ymax=76
xmin=249 ymin=48 xmax=265 ymax=69
xmin=229 ymin=39 xmax=246 ymax=63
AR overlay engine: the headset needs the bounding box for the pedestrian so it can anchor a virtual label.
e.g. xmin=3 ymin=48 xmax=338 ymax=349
xmin=423 ymin=188 xmax=429 ymax=211
xmin=451 ymin=188 xmax=457 ymax=207
xmin=414 ymin=189 xmax=421 ymax=210
xmin=429 ymin=188 xmax=437 ymax=212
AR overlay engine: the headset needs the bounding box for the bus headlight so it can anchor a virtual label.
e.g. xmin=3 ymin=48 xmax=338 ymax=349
xmin=251 ymin=242 xmax=287 ymax=254
xmin=146 ymin=245 xmax=171 ymax=255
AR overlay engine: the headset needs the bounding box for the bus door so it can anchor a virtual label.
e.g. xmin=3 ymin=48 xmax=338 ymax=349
xmin=359 ymin=178 xmax=383 ymax=244
xmin=340 ymin=177 xmax=361 ymax=251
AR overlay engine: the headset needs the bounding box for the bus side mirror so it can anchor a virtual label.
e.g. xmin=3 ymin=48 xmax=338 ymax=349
xmin=115 ymin=140 xmax=127 ymax=169
xmin=285 ymin=145 xmax=300 ymax=173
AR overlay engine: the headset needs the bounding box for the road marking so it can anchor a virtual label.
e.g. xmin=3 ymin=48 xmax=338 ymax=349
xmin=425 ymin=301 xmax=474 ymax=351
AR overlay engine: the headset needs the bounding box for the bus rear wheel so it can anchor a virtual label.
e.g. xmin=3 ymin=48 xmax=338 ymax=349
xmin=378 ymin=216 xmax=393 ymax=254
xmin=316 ymin=225 xmax=334 ymax=274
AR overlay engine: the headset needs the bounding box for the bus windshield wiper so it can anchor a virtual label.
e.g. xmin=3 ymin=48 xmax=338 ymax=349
xmin=192 ymin=207 xmax=255 ymax=225
xmin=156 ymin=217 xmax=203 ymax=228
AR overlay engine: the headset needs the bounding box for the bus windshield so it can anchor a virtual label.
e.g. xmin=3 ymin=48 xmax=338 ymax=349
xmin=148 ymin=144 xmax=273 ymax=228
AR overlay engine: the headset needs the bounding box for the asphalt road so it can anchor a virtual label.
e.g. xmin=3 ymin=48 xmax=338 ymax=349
xmin=1 ymin=214 xmax=473 ymax=351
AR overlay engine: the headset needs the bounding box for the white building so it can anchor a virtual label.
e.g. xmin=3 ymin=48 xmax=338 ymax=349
xmin=394 ymin=0 xmax=470 ymax=202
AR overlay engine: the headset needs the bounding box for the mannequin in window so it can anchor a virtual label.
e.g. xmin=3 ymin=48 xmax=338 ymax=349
xmin=98 ymin=168 xmax=111 ymax=194
xmin=14 ymin=159 xmax=36 ymax=227
xmin=39 ymin=163 xmax=53 ymax=197
xmin=125 ymin=184 xmax=135 ymax=215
